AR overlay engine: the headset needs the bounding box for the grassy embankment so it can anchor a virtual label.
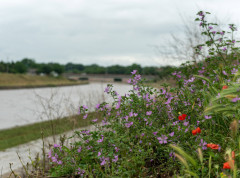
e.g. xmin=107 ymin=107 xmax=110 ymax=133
xmin=0 ymin=73 xmax=88 ymax=89
xmin=0 ymin=112 xmax=103 ymax=151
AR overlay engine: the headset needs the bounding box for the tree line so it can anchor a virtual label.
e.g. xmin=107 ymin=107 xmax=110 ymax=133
xmin=0 ymin=58 xmax=175 ymax=78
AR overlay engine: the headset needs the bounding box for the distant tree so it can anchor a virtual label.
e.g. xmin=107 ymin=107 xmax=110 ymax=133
xmin=125 ymin=63 xmax=142 ymax=74
xmin=107 ymin=65 xmax=126 ymax=74
xmin=14 ymin=61 xmax=27 ymax=73
xmin=84 ymin=64 xmax=105 ymax=74
xmin=20 ymin=58 xmax=37 ymax=69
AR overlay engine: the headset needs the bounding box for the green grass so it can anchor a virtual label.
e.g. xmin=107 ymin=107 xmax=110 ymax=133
xmin=0 ymin=73 xmax=88 ymax=89
xmin=0 ymin=112 xmax=102 ymax=151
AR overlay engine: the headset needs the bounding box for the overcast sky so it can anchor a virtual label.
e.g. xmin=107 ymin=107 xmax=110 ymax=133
xmin=0 ymin=0 xmax=240 ymax=66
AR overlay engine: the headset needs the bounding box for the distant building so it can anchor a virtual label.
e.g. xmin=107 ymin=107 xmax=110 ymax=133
xmin=50 ymin=71 xmax=59 ymax=77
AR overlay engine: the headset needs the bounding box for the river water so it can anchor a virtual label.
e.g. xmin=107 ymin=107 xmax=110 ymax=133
xmin=0 ymin=82 xmax=132 ymax=130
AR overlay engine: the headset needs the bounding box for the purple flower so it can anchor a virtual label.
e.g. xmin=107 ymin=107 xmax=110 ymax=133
xmin=83 ymin=114 xmax=88 ymax=119
xmin=157 ymin=135 xmax=168 ymax=144
xmin=222 ymin=47 xmax=227 ymax=51
xmin=231 ymin=68 xmax=238 ymax=74
xmin=115 ymin=147 xmax=119 ymax=152
xmin=77 ymin=168 xmax=85 ymax=176
xmin=92 ymin=119 xmax=98 ymax=123
xmin=98 ymin=151 xmax=101 ymax=157
xmin=222 ymin=70 xmax=227 ymax=75
xmin=199 ymin=139 xmax=207 ymax=150
xmin=220 ymin=31 xmax=224 ymax=35
xmin=146 ymin=111 xmax=152 ymax=116
xmin=131 ymin=70 xmax=137 ymax=75
xmin=204 ymin=115 xmax=212 ymax=120
xmin=153 ymin=131 xmax=158 ymax=135
xmin=183 ymin=121 xmax=189 ymax=126
xmin=57 ymin=160 xmax=62 ymax=165
xmin=104 ymin=86 xmax=110 ymax=93
xmin=208 ymin=26 xmax=213 ymax=30
xmin=97 ymin=136 xmax=104 ymax=143
xmin=51 ymin=156 xmax=57 ymax=162
xmin=96 ymin=104 xmax=100 ymax=109
xmin=125 ymin=122 xmax=133 ymax=128
xmin=77 ymin=147 xmax=82 ymax=153
xmin=232 ymin=97 xmax=240 ymax=102
xmin=83 ymin=105 xmax=88 ymax=109
xmin=112 ymin=155 xmax=118 ymax=162
xmin=212 ymin=31 xmax=216 ymax=34
xmin=134 ymin=74 xmax=141 ymax=81
xmin=169 ymin=132 xmax=174 ymax=137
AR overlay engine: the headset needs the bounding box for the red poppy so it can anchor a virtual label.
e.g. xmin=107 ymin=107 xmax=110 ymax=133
xmin=222 ymin=85 xmax=228 ymax=90
xmin=196 ymin=127 xmax=201 ymax=133
xmin=192 ymin=127 xmax=201 ymax=135
xmin=223 ymin=160 xmax=234 ymax=169
xmin=178 ymin=114 xmax=187 ymax=121
xmin=206 ymin=143 xmax=219 ymax=150
xmin=192 ymin=129 xmax=197 ymax=135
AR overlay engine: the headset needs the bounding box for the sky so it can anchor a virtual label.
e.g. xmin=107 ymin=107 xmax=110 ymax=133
xmin=0 ymin=0 xmax=240 ymax=67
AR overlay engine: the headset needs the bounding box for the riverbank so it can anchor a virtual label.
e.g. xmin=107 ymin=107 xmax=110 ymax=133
xmin=0 ymin=73 xmax=88 ymax=89
xmin=0 ymin=112 xmax=102 ymax=151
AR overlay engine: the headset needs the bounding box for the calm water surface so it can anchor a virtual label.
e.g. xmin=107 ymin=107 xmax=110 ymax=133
xmin=0 ymin=82 xmax=132 ymax=130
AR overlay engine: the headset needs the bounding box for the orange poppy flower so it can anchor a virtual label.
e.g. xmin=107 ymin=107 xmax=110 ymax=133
xmin=222 ymin=85 xmax=228 ymax=90
xmin=192 ymin=127 xmax=201 ymax=135
xmin=196 ymin=127 xmax=201 ymax=133
xmin=223 ymin=160 xmax=234 ymax=169
xmin=206 ymin=143 xmax=219 ymax=150
xmin=178 ymin=114 xmax=187 ymax=121
xmin=192 ymin=129 xmax=197 ymax=135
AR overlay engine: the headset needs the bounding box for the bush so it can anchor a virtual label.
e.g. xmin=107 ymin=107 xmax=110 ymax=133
xmin=47 ymin=11 xmax=240 ymax=177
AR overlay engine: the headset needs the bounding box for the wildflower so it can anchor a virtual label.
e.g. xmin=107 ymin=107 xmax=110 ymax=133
xmin=222 ymin=85 xmax=228 ymax=90
xmin=57 ymin=160 xmax=62 ymax=165
xmin=204 ymin=115 xmax=212 ymax=119
xmin=153 ymin=131 xmax=158 ymax=135
xmin=192 ymin=127 xmax=201 ymax=135
xmin=212 ymin=31 xmax=216 ymax=34
xmin=220 ymin=31 xmax=225 ymax=35
xmin=77 ymin=147 xmax=82 ymax=153
xmin=232 ymin=97 xmax=240 ymax=102
xmin=183 ymin=121 xmax=189 ymax=126
xmin=104 ymin=86 xmax=110 ymax=93
xmin=199 ymin=139 xmax=207 ymax=150
xmin=222 ymin=71 xmax=227 ymax=75
xmin=77 ymin=168 xmax=85 ymax=176
xmin=222 ymin=47 xmax=227 ymax=51
xmin=157 ymin=135 xmax=168 ymax=144
xmin=97 ymin=136 xmax=104 ymax=143
xmin=178 ymin=114 xmax=187 ymax=121
xmin=98 ymin=151 xmax=101 ymax=157
xmin=208 ymin=26 xmax=213 ymax=30
xmin=96 ymin=104 xmax=100 ymax=109
xmin=206 ymin=143 xmax=219 ymax=150
xmin=125 ymin=121 xmax=133 ymax=128
xmin=112 ymin=155 xmax=118 ymax=162
xmin=223 ymin=160 xmax=234 ymax=169
xmin=92 ymin=118 xmax=98 ymax=123
xmin=169 ymin=132 xmax=174 ymax=137
xmin=82 ymin=105 xmax=88 ymax=110
xmin=131 ymin=70 xmax=137 ymax=75
xmin=83 ymin=114 xmax=88 ymax=119
xmin=146 ymin=111 xmax=152 ymax=116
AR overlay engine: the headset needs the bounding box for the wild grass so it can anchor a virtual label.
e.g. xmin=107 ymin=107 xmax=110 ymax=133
xmin=0 ymin=73 xmax=88 ymax=89
xmin=0 ymin=112 xmax=102 ymax=151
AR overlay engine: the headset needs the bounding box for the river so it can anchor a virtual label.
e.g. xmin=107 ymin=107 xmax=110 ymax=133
xmin=0 ymin=82 xmax=132 ymax=130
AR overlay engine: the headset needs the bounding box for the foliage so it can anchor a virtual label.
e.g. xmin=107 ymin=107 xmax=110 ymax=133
xmin=44 ymin=11 xmax=240 ymax=177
